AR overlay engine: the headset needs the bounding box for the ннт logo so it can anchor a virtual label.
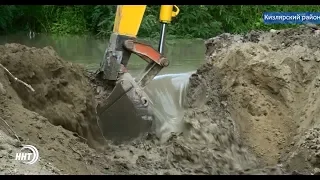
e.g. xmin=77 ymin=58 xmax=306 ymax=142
xmin=15 ymin=145 xmax=39 ymax=165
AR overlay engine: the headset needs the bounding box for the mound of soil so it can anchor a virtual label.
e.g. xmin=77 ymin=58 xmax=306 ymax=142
xmin=0 ymin=44 xmax=105 ymax=149
xmin=0 ymin=43 xmax=268 ymax=175
xmin=204 ymin=26 xmax=320 ymax=174
xmin=0 ymin=43 xmax=258 ymax=175
xmin=1 ymin=25 xmax=320 ymax=175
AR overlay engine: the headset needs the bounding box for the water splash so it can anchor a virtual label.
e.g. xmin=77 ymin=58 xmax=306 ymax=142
xmin=144 ymin=72 xmax=194 ymax=142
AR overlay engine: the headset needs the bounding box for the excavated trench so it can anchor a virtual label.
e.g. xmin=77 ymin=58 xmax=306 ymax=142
xmin=0 ymin=26 xmax=320 ymax=174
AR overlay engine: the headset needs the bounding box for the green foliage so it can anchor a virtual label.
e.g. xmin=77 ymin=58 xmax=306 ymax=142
xmin=89 ymin=5 xmax=115 ymax=37
xmin=0 ymin=5 xmax=320 ymax=39
xmin=0 ymin=5 xmax=17 ymax=32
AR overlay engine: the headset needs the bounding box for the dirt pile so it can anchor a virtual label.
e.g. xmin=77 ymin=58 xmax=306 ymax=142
xmin=0 ymin=44 xmax=171 ymax=175
xmin=204 ymin=26 xmax=320 ymax=174
xmin=0 ymin=44 xmax=105 ymax=149
xmin=1 ymin=26 xmax=320 ymax=175
xmin=0 ymin=44 xmax=110 ymax=174
xmin=0 ymin=43 xmax=261 ymax=175
xmin=0 ymin=42 xmax=270 ymax=175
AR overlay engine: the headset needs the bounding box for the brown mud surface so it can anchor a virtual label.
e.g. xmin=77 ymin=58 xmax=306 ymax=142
xmin=0 ymin=26 xmax=320 ymax=174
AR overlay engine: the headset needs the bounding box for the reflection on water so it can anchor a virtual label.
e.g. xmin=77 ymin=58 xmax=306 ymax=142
xmin=0 ymin=33 xmax=205 ymax=77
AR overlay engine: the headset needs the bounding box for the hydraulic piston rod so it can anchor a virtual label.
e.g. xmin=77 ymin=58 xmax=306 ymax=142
xmin=158 ymin=23 xmax=166 ymax=54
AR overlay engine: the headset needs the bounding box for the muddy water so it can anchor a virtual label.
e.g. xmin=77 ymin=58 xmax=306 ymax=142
xmin=145 ymin=72 xmax=195 ymax=141
xmin=0 ymin=33 xmax=204 ymax=140
xmin=0 ymin=33 xmax=205 ymax=76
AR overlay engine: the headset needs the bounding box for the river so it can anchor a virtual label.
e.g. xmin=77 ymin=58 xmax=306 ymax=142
xmin=0 ymin=33 xmax=205 ymax=76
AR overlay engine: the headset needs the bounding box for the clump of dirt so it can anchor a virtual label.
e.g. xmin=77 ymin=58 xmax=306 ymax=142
xmin=203 ymin=25 xmax=320 ymax=174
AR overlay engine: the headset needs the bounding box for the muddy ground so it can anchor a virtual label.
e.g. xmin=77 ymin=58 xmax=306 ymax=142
xmin=0 ymin=26 xmax=320 ymax=175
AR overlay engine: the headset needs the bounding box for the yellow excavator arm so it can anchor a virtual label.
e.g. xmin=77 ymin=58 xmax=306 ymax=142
xmin=113 ymin=5 xmax=147 ymax=37
xmin=97 ymin=5 xmax=179 ymax=142
xmin=99 ymin=5 xmax=180 ymax=81
xmin=113 ymin=5 xmax=179 ymax=37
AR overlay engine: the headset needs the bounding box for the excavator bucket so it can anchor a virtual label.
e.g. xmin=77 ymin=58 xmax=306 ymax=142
xmin=96 ymin=72 xmax=154 ymax=143
xmin=96 ymin=4 xmax=177 ymax=142
xmin=96 ymin=35 xmax=168 ymax=143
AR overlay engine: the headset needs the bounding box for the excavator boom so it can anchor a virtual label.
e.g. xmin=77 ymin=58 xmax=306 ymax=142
xmin=96 ymin=5 xmax=179 ymax=143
